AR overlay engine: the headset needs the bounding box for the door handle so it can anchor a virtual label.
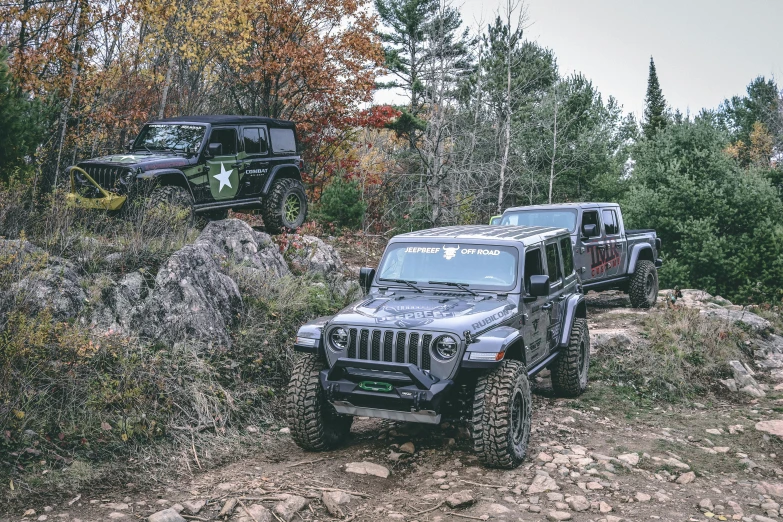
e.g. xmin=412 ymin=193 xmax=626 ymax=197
xmin=557 ymin=295 xmax=567 ymax=301
xmin=541 ymin=303 xmax=553 ymax=310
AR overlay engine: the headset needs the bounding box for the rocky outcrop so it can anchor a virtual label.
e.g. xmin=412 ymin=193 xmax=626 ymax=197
xmin=137 ymin=242 xmax=243 ymax=346
xmin=0 ymin=239 xmax=87 ymax=321
xmin=667 ymin=289 xmax=773 ymax=333
xmin=4 ymin=220 xmax=354 ymax=346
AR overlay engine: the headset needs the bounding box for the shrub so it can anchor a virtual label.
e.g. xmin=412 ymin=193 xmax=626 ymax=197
xmin=314 ymin=175 xmax=366 ymax=230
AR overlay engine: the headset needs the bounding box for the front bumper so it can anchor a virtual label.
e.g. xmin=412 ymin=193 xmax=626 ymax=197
xmin=66 ymin=166 xmax=127 ymax=211
xmin=321 ymin=358 xmax=453 ymax=424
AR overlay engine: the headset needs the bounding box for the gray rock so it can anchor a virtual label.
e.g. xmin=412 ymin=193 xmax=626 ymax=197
xmin=0 ymin=240 xmax=86 ymax=321
xmin=182 ymin=500 xmax=205 ymax=515
xmin=698 ymin=499 xmax=714 ymax=512
xmin=528 ymin=473 xmax=559 ymax=494
xmin=676 ymin=471 xmax=696 ymax=484
xmin=720 ymin=378 xmax=738 ymax=392
xmin=345 ymin=461 xmax=390 ymax=478
xmin=740 ymin=384 xmax=766 ymax=398
xmin=729 ymin=360 xmax=759 ymax=388
xmin=198 ymin=220 xmax=290 ymax=283
xmin=445 ymin=490 xmax=475 ymax=508
xmin=272 ymin=496 xmax=307 ymax=522
xmin=138 ymin=241 xmax=242 ymax=346
xmin=568 ymin=495 xmax=589 ymax=511
xmin=147 ymin=509 xmax=186 ymax=522
xmin=617 ymin=453 xmax=639 ymax=466
xmin=322 ymin=491 xmax=352 ymax=517
xmin=233 ymin=504 xmax=271 ymax=522
xmin=701 ymin=308 xmax=772 ymax=333
xmin=485 ymin=503 xmax=512 ymax=517
xmin=91 ymin=271 xmax=147 ymax=334
xmin=547 ymin=511 xmax=572 ymax=521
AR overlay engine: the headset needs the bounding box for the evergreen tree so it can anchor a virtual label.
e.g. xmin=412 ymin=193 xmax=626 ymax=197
xmin=642 ymin=57 xmax=667 ymax=139
xmin=375 ymin=0 xmax=471 ymax=147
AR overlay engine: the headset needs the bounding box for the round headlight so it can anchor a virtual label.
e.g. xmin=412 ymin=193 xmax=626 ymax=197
xmin=329 ymin=327 xmax=349 ymax=351
xmin=433 ymin=335 xmax=459 ymax=360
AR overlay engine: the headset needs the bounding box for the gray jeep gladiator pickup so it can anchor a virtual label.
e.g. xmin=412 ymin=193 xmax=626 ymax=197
xmin=287 ymin=225 xmax=589 ymax=468
xmin=500 ymin=203 xmax=662 ymax=308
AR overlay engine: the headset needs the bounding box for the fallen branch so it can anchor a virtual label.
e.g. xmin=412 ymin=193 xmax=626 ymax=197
xmin=181 ymin=516 xmax=209 ymax=521
xmin=447 ymin=513 xmax=486 ymax=520
xmin=237 ymin=499 xmax=260 ymax=522
xmin=408 ymin=501 xmax=444 ymax=516
xmin=459 ymin=479 xmax=504 ymax=489
xmin=304 ymin=486 xmax=371 ymax=498
xmin=286 ymin=457 xmax=329 ymax=468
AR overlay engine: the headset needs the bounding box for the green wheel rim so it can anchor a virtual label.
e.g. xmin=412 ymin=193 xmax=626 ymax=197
xmin=284 ymin=193 xmax=301 ymax=223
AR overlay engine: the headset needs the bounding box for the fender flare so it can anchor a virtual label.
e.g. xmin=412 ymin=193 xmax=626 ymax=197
xmin=294 ymin=316 xmax=332 ymax=357
xmin=136 ymin=169 xmax=195 ymax=200
xmin=262 ymin=164 xmax=302 ymax=195
xmin=462 ymin=326 xmax=521 ymax=368
xmin=628 ymin=243 xmax=654 ymax=274
xmin=558 ymin=294 xmax=587 ymax=347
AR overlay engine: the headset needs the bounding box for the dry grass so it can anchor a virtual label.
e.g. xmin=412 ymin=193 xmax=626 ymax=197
xmin=592 ymin=307 xmax=750 ymax=401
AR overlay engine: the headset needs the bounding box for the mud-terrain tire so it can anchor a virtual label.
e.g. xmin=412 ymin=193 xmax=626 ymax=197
xmin=262 ymin=178 xmax=307 ymax=234
xmin=471 ymin=360 xmax=532 ymax=469
xmin=629 ymin=260 xmax=658 ymax=308
xmin=287 ymin=354 xmax=352 ymax=451
xmin=550 ymin=319 xmax=590 ymax=397
xmin=147 ymin=185 xmax=201 ymax=225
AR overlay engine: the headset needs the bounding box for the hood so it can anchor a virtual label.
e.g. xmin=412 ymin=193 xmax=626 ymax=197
xmin=332 ymin=292 xmax=518 ymax=336
xmin=79 ymin=152 xmax=194 ymax=171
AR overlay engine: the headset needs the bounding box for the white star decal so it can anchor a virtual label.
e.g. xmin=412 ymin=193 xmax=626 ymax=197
xmin=213 ymin=163 xmax=233 ymax=192
xmin=118 ymin=155 xmax=136 ymax=160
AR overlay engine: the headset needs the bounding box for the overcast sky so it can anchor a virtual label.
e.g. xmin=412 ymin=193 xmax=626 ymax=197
xmin=375 ymin=0 xmax=783 ymax=118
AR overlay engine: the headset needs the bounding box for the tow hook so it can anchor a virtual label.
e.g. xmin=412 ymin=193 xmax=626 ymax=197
xmin=412 ymin=391 xmax=425 ymax=412
xmin=326 ymin=383 xmax=339 ymax=402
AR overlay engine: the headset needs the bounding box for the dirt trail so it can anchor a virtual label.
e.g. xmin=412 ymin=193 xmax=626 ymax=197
xmin=5 ymin=293 xmax=783 ymax=522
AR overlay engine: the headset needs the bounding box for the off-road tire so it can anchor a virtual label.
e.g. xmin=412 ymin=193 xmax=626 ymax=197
xmin=262 ymin=178 xmax=307 ymax=234
xmin=471 ymin=360 xmax=532 ymax=469
xmin=147 ymin=185 xmax=201 ymax=225
xmin=629 ymin=260 xmax=658 ymax=308
xmin=287 ymin=354 xmax=352 ymax=451
xmin=550 ymin=319 xmax=590 ymax=397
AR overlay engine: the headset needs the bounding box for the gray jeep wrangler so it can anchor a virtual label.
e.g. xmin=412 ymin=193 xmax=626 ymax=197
xmin=288 ymin=225 xmax=589 ymax=468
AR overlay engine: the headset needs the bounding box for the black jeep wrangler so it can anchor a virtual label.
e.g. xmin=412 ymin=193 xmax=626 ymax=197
xmin=66 ymin=115 xmax=307 ymax=233
xmin=288 ymin=225 xmax=589 ymax=468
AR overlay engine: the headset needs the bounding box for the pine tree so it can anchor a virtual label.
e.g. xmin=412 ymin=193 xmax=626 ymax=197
xmin=642 ymin=57 xmax=667 ymax=139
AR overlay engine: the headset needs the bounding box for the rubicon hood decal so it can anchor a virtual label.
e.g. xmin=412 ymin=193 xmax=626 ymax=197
xmin=337 ymin=294 xmax=516 ymax=331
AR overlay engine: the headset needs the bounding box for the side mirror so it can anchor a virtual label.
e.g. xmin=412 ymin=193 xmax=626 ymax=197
xmin=528 ymin=275 xmax=550 ymax=298
xmin=582 ymin=223 xmax=597 ymax=238
xmin=125 ymin=141 xmax=134 ymax=152
xmin=207 ymin=143 xmax=222 ymax=157
xmin=359 ymin=267 xmax=376 ymax=295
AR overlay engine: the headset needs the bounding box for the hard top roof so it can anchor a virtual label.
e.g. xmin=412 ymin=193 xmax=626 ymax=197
xmin=150 ymin=115 xmax=296 ymax=128
xmin=503 ymin=202 xmax=618 ymax=212
xmin=394 ymin=225 xmax=568 ymax=245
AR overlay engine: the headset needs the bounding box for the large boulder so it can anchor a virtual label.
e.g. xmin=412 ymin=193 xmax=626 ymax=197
xmin=197 ymin=220 xmax=289 ymax=283
xmin=700 ymin=307 xmax=772 ymax=334
xmin=91 ymin=271 xmax=148 ymax=334
xmin=0 ymin=239 xmax=86 ymax=321
xmin=283 ymin=235 xmax=357 ymax=300
xmin=138 ymin=242 xmax=242 ymax=347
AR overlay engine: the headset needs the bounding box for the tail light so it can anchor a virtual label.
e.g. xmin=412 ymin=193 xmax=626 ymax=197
xmin=298 ymin=159 xmax=304 ymax=171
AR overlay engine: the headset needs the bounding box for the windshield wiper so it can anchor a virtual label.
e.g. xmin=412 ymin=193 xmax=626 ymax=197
xmin=378 ymin=278 xmax=422 ymax=293
xmin=427 ymin=281 xmax=478 ymax=296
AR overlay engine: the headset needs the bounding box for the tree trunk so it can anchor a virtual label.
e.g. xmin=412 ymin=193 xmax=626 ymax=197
xmin=548 ymin=96 xmax=558 ymax=204
xmin=158 ymin=52 xmax=176 ymax=119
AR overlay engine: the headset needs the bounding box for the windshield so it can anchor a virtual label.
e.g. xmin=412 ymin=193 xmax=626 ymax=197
xmin=377 ymin=243 xmax=519 ymax=291
xmin=133 ymin=124 xmax=206 ymax=153
xmin=500 ymin=209 xmax=578 ymax=232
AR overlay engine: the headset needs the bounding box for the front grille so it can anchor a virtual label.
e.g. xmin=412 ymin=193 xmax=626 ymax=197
xmin=80 ymin=165 xmax=129 ymax=193
xmin=345 ymin=327 xmax=436 ymax=370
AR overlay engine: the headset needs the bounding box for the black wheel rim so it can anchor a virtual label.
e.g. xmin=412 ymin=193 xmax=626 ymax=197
xmin=578 ymin=339 xmax=588 ymax=383
xmin=510 ymin=389 xmax=528 ymax=446
xmin=645 ymin=273 xmax=655 ymax=298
